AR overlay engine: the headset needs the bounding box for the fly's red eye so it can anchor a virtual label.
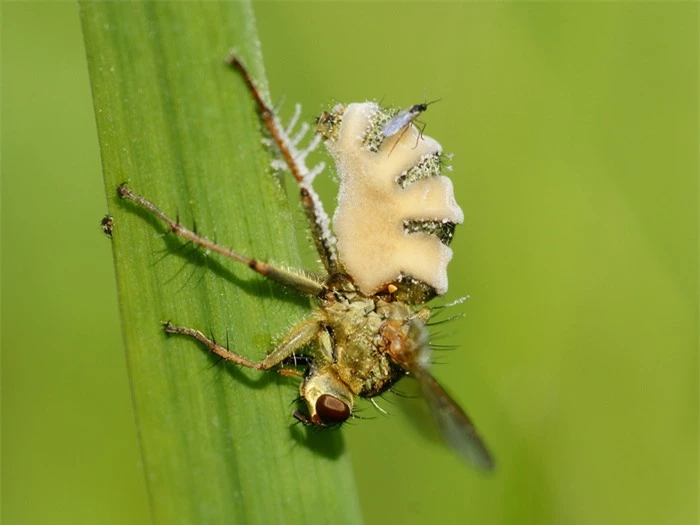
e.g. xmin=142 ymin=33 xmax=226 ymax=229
xmin=315 ymin=394 xmax=350 ymax=424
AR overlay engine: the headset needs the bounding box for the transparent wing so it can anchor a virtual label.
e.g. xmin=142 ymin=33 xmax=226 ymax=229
xmin=383 ymin=318 xmax=495 ymax=471
xmin=382 ymin=111 xmax=412 ymax=137
xmin=416 ymin=370 xmax=495 ymax=471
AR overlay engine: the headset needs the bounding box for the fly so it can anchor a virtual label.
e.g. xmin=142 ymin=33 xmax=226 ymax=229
xmin=117 ymin=52 xmax=494 ymax=471
xmin=382 ymin=101 xmax=433 ymax=138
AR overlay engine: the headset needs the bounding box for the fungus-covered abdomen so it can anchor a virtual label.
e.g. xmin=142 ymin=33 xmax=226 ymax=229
xmin=320 ymin=102 xmax=463 ymax=299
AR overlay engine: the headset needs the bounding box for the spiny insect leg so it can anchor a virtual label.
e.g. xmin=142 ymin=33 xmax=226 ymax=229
xmin=118 ymin=183 xmax=324 ymax=296
xmin=298 ymin=187 xmax=337 ymax=277
xmin=258 ymin=318 xmax=321 ymax=370
xmin=163 ymin=322 xmax=259 ymax=368
xmin=224 ymin=52 xmax=339 ymax=275
xmin=163 ymin=318 xmax=320 ymax=371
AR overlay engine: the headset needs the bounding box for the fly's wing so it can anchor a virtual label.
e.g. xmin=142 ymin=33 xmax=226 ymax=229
xmin=382 ymin=111 xmax=412 ymax=137
xmin=383 ymin=318 xmax=494 ymax=471
xmin=416 ymin=370 xmax=495 ymax=471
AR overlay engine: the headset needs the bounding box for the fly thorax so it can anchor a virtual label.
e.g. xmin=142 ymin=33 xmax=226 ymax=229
xmin=320 ymin=102 xmax=464 ymax=301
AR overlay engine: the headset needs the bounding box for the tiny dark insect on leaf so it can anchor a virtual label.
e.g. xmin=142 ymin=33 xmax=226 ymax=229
xmin=101 ymin=214 xmax=114 ymax=238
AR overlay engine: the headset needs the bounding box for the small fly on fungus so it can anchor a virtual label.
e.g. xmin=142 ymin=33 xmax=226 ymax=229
xmin=381 ymin=98 xmax=439 ymax=139
xmin=118 ymin=52 xmax=494 ymax=471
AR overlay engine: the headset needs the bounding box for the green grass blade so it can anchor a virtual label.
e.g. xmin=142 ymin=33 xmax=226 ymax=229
xmin=79 ymin=3 xmax=363 ymax=524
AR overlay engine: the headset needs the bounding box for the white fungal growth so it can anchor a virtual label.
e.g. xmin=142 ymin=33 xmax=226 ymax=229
xmin=265 ymin=102 xmax=337 ymax=266
xmin=323 ymin=102 xmax=464 ymax=295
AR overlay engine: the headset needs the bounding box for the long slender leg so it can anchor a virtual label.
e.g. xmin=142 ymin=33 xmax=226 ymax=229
xmin=118 ymin=184 xmax=324 ymax=296
xmin=225 ymin=53 xmax=339 ymax=275
xmin=163 ymin=317 xmax=321 ymax=371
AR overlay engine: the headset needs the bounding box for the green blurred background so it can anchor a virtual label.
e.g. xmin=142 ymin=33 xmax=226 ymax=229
xmin=3 ymin=2 xmax=697 ymax=525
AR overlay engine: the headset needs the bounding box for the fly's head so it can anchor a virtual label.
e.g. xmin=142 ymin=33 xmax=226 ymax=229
xmin=295 ymin=366 xmax=355 ymax=427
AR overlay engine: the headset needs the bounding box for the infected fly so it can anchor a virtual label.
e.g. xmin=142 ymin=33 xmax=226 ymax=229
xmin=118 ymin=52 xmax=494 ymax=471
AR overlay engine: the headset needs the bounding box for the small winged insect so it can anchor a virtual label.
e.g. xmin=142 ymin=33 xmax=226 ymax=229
xmin=101 ymin=214 xmax=114 ymax=238
xmin=382 ymin=99 xmax=437 ymax=139
xmin=118 ymin=52 xmax=494 ymax=471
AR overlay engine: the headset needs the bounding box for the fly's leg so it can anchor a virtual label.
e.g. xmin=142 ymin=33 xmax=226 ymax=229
xmin=163 ymin=322 xmax=259 ymax=368
xmin=413 ymin=120 xmax=427 ymax=148
xmin=163 ymin=318 xmax=321 ymax=371
xmin=225 ymin=53 xmax=339 ymax=275
xmin=387 ymin=124 xmax=411 ymax=156
xmin=118 ymin=184 xmax=324 ymax=296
